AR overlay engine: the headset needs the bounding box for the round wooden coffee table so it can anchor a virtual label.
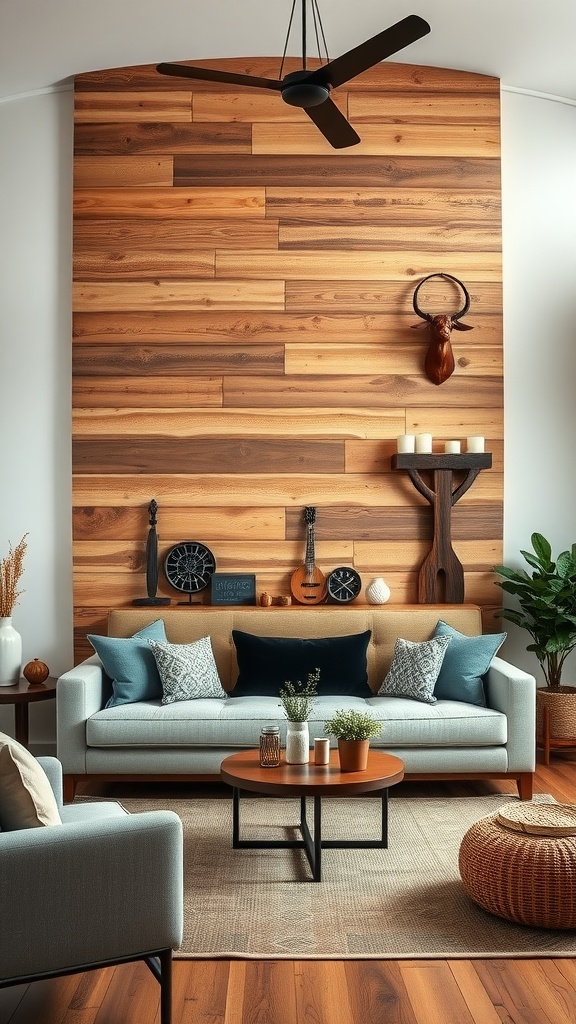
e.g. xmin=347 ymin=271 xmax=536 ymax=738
xmin=220 ymin=749 xmax=405 ymax=882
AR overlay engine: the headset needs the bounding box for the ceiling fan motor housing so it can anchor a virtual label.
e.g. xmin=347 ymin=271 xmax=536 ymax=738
xmin=280 ymin=70 xmax=330 ymax=108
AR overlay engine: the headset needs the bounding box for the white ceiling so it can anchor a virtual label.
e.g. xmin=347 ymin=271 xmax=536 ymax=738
xmin=1 ymin=0 xmax=575 ymax=103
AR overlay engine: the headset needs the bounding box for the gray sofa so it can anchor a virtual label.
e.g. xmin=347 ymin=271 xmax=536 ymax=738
xmin=56 ymin=604 xmax=536 ymax=801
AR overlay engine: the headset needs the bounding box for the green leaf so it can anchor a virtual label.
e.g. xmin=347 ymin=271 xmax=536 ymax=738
xmin=531 ymin=532 xmax=552 ymax=565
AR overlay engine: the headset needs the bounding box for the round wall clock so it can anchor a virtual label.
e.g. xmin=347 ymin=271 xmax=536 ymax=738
xmin=164 ymin=542 xmax=216 ymax=600
xmin=326 ymin=566 xmax=362 ymax=603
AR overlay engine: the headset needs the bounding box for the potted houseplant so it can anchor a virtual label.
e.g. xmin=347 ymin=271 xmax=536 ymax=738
xmin=279 ymin=668 xmax=320 ymax=764
xmin=494 ymin=532 xmax=576 ymax=745
xmin=323 ymin=708 xmax=382 ymax=771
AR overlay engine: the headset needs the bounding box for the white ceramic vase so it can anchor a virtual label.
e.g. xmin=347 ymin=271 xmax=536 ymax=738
xmin=0 ymin=616 xmax=22 ymax=686
xmin=366 ymin=577 xmax=391 ymax=605
xmin=285 ymin=720 xmax=310 ymax=764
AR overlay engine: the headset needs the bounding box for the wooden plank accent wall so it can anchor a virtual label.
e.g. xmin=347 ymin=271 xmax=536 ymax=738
xmin=72 ymin=58 xmax=503 ymax=661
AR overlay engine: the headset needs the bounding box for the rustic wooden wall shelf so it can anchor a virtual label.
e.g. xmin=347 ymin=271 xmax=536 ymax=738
xmin=392 ymin=452 xmax=492 ymax=603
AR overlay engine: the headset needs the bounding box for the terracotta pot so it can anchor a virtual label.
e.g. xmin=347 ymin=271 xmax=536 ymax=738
xmin=536 ymin=686 xmax=576 ymax=740
xmin=337 ymin=738 xmax=370 ymax=772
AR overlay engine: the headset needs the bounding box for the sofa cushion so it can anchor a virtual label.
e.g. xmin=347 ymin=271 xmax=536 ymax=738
xmin=85 ymin=694 xmax=507 ymax=749
xmin=0 ymin=732 xmax=62 ymax=830
xmin=432 ymin=620 xmax=507 ymax=706
xmin=88 ymin=619 xmax=167 ymax=708
xmin=377 ymin=635 xmax=451 ymax=704
xmin=231 ymin=630 xmax=372 ymax=698
xmin=148 ymin=636 xmax=228 ymax=703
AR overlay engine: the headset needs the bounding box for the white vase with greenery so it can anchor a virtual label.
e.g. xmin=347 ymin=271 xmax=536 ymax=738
xmin=279 ymin=668 xmax=319 ymax=764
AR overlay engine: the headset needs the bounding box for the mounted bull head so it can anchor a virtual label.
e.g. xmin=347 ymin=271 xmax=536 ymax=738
xmin=411 ymin=272 xmax=474 ymax=385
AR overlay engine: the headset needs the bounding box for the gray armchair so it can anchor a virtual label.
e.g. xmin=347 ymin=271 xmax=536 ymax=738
xmin=0 ymin=757 xmax=183 ymax=1024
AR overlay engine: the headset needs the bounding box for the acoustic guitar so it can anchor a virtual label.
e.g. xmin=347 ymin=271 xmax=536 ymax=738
xmin=290 ymin=506 xmax=327 ymax=605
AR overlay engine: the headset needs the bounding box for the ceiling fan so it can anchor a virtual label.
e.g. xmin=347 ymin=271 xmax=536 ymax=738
xmin=157 ymin=3 xmax=431 ymax=149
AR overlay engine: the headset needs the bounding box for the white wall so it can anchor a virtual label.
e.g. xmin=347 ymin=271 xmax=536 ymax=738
xmin=500 ymin=88 xmax=576 ymax=678
xmin=0 ymin=88 xmax=74 ymax=744
xmin=1 ymin=84 xmax=575 ymax=744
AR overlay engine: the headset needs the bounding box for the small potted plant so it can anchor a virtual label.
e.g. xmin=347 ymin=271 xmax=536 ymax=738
xmin=494 ymin=532 xmax=576 ymax=746
xmin=279 ymin=668 xmax=320 ymax=764
xmin=0 ymin=533 xmax=28 ymax=686
xmin=323 ymin=708 xmax=382 ymax=772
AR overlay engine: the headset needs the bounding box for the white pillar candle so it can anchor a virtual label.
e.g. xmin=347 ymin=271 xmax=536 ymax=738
xmin=444 ymin=440 xmax=461 ymax=454
xmin=466 ymin=436 xmax=485 ymax=453
xmin=397 ymin=434 xmax=415 ymax=454
xmin=415 ymin=433 xmax=433 ymax=454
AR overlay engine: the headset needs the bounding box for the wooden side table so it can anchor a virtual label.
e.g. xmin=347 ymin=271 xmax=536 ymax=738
xmin=0 ymin=677 xmax=57 ymax=748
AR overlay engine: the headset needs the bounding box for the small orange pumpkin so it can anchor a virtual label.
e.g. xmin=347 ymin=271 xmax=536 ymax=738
xmin=23 ymin=659 xmax=50 ymax=684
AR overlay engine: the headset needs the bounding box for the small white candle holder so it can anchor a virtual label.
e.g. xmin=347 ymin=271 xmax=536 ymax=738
xmin=466 ymin=436 xmax=485 ymax=453
xmin=415 ymin=433 xmax=433 ymax=454
xmin=397 ymin=434 xmax=415 ymax=454
xmin=444 ymin=440 xmax=461 ymax=454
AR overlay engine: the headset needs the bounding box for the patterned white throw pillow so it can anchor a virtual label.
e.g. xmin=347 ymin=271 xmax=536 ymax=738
xmin=148 ymin=636 xmax=228 ymax=704
xmin=377 ymin=635 xmax=451 ymax=704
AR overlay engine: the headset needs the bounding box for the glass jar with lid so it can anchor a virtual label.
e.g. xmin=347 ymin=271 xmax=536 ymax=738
xmin=259 ymin=723 xmax=280 ymax=767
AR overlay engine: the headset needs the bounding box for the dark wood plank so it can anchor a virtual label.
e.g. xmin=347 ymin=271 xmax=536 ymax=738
xmin=72 ymin=438 xmax=345 ymax=474
xmin=72 ymin=344 xmax=284 ymax=376
xmin=174 ymin=154 xmax=501 ymax=190
xmin=285 ymin=504 xmax=503 ymax=541
xmin=74 ymin=121 xmax=252 ymax=155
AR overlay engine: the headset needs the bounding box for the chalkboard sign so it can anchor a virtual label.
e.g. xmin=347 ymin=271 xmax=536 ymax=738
xmin=210 ymin=573 xmax=257 ymax=606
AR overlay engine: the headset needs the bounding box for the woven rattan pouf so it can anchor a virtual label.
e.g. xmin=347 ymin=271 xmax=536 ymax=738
xmin=459 ymin=802 xmax=576 ymax=929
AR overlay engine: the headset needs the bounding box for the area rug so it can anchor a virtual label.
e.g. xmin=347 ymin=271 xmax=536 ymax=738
xmin=114 ymin=792 xmax=576 ymax=960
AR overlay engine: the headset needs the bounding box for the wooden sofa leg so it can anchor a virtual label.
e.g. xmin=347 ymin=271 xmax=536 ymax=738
xmin=63 ymin=775 xmax=77 ymax=804
xmin=517 ymin=773 xmax=533 ymax=801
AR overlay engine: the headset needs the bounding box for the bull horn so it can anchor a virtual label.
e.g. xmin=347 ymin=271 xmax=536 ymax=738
xmin=412 ymin=272 xmax=470 ymax=320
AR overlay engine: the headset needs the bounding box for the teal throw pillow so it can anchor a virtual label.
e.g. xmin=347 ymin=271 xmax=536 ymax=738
xmin=432 ymin=620 xmax=507 ymax=706
xmin=88 ymin=619 xmax=167 ymax=708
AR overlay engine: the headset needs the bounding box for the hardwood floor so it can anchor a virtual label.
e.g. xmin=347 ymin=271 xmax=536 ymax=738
xmin=3 ymin=754 xmax=576 ymax=1024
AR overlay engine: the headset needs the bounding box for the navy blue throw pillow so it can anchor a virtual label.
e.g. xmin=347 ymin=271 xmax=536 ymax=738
xmin=231 ymin=630 xmax=372 ymax=698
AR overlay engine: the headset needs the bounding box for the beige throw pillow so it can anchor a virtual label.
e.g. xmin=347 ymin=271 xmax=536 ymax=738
xmin=0 ymin=731 xmax=62 ymax=830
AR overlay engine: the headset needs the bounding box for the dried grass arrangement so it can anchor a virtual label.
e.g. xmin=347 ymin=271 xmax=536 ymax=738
xmin=0 ymin=534 xmax=28 ymax=617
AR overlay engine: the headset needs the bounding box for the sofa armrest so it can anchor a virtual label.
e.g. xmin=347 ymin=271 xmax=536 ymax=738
xmin=0 ymin=809 xmax=183 ymax=983
xmin=56 ymin=656 xmax=107 ymax=774
xmin=37 ymin=756 xmax=63 ymax=808
xmin=485 ymin=656 xmax=536 ymax=772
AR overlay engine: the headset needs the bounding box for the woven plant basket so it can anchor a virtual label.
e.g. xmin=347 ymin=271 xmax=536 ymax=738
xmin=536 ymin=686 xmax=576 ymax=740
xmin=459 ymin=804 xmax=576 ymax=929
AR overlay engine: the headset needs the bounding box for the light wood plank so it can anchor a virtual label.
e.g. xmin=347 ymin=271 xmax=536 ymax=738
xmin=223 ymin=374 xmax=503 ymax=409
xmin=193 ymin=91 xmax=347 ymax=122
xmin=72 ymin=505 xmax=286 ymax=541
xmin=74 ymin=156 xmax=173 ymax=187
xmin=345 ymin=439 xmax=503 ymax=474
xmin=73 ymin=539 xmax=354 ymax=571
xmin=399 ymin=962 xmax=476 ymax=1024
xmin=349 ymin=92 xmax=499 ymax=124
xmin=279 ymin=222 xmax=501 ymax=252
xmin=74 ymin=218 xmax=279 ymax=249
xmin=285 ymin=344 xmax=503 ymax=377
xmin=72 ymin=408 xmax=406 ymax=438
xmin=73 ymin=187 xmax=266 ymax=218
xmin=71 ymin=473 xmax=502 ymax=507
xmin=267 ymin=187 xmax=501 ymax=224
xmin=252 ymin=123 xmax=500 ymax=157
xmin=72 ymin=376 xmax=222 ymax=408
xmin=215 ymin=250 xmax=502 ymax=281
xmin=73 ymin=280 xmax=285 ymax=312
xmin=75 ymin=91 xmax=192 ymax=122
xmin=406 ymin=408 xmax=504 ymax=436
xmin=354 ymin=539 xmax=502 ymax=571
xmin=285 ymin=280 xmax=503 ymax=314
xmin=73 ymin=248 xmax=215 ymax=280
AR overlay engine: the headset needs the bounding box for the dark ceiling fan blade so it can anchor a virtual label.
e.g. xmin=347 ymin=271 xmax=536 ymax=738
xmin=306 ymin=14 xmax=431 ymax=91
xmin=304 ymin=98 xmax=361 ymax=149
xmin=156 ymin=62 xmax=283 ymax=92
